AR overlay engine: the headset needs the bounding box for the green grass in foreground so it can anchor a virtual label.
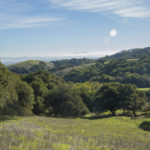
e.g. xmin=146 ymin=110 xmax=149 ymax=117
xmin=0 ymin=115 xmax=150 ymax=150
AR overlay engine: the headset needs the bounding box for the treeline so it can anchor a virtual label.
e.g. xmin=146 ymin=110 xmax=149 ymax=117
xmin=64 ymin=56 xmax=150 ymax=87
xmin=95 ymin=83 xmax=147 ymax=117
xmin=1 ymin=62 xmax=150 ymax=117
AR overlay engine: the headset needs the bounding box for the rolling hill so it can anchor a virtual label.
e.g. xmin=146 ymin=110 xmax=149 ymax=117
xmin=7 ymin=58 xmax=95 ymax=75
xmin=64 ymin=47 xmax=150 ymax=87
xmin=8 ymin=60 xmax=54 ymax=74
xmin=100 ymin=47 xmax=150 ymax=61
xmin=6 ymin=47 xmax=150 ymax=88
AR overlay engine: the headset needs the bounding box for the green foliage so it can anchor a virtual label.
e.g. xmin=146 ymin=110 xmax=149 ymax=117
xmin=1 ymin=52 xmax=150 ymax=117
xmin=0 ymin=62 xmax=34 ymax=115
xmin=95 ymin=83 xmax=146 ymax=116
xmin=95 ymin=83 xmax=120 ymax=116
xmin=72 ymin=82 xmax=101 ymax=111
xmin=64 ymin=55 xmax=150 ymax=88
xmin=7 ymin=58 xmax=95 ymax=75
xmin=15 ymin=81 xmax=34 ymax=115
xmin=1 ymin=59 xmax=149 ymax=117
xmin=51 ymin=58 xmax=95 ymax=73
xmin=21 ymin=70 xmax=89 ymax=117
xmin=30 ymin=80 xmax=48 ymax=115
xmin=8 ymin=60 xmax=53 ymax=74
xmin=45 ymin=84 xmax=89 ymax=117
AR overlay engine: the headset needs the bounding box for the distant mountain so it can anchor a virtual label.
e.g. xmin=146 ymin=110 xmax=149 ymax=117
xmin=99 ymin=47 xmax=150 ymax=61
xmin=64 ymin=47 xmax=150 ymax=87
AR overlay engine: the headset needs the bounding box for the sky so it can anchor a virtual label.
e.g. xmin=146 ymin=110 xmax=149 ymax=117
xmin=0 ymin=0 xmax=150 ymax=57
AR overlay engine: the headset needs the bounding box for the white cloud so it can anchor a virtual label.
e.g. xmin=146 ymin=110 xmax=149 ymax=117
xmin=49 ymin=0 xmax=150 ymax=18
xmin=0 ymin=16 xmax=62 ymax=30
xmin=0 ymin=0 xmax=63 ymax=30
xmin=72 ymin=50 xmax=118 ymax=57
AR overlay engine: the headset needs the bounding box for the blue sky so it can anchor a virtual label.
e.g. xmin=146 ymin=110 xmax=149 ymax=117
xmin=0 ymin=0 xmax=150 ymax=57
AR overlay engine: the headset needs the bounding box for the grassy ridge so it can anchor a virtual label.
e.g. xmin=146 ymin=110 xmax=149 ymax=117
xmin=0 ymin=116 xmax=150 ymax=150
xmin=8 ymin=60 xmax=42 ymax=69
xmin=7 ymin=60 xmax=54 ymax=73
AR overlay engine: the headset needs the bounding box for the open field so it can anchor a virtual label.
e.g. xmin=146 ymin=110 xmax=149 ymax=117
xmin=0 ymin=115 xmax=150 ymax=150
xmin=138 ymin=88 xmax=150 ymax=91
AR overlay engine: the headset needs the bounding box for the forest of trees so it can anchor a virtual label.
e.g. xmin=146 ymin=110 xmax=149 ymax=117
xmin=8 ymin=58 xmax=95 ymax=74
xmin=1 ymin=59 xmax=150 ymax=117
xmin=1 ymin=48 xmax=150 ymax=117
xmin=64 ymin=56 xmax=150 ymax=87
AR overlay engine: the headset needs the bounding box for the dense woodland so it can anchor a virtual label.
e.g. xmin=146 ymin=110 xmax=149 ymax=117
xmin=1 ymin=47 xmax=150 ymax=117
xmin=64 ymin=49 xmax=150 ymax=88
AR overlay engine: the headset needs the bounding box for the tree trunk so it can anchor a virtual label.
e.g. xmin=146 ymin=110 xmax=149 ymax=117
xmin=123 ymin=109 xmax=126 ymax=116
xmin=133 ymin=110 xmax=137 ymax=118
xmin=111 ymin=110 xmax=116 ymax=116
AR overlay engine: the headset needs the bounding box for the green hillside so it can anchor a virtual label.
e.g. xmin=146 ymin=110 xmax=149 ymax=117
xmin=100 ymin=47 xmax=150 ymax=61
xmin=7 ymin=58 xmax=95 ymax=75
xmin=8 ymin=47 xmax=150 ymax=77
xmin=7 ymin=47 xmax=150 ymax=87
xmin=8 ymin=60 xmax=54 ymax=74
xmin=55 ymin=63 xmax=95 ymax=77
xmin=8 ymin=60 xmax=41 ymax=69
xmin=64 ymin=48 xmax=150 ymax=88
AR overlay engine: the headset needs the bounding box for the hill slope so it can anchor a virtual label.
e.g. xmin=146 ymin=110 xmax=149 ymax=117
xmin=64 ymin=48 xmax=150 ymax=87
xmin=100 ymin=47 xmax=150 ymax=61
xmin=8 ymin=60 xmax=54 ymax=74
xmin=7 ymin=58 xmax=95 ymax=75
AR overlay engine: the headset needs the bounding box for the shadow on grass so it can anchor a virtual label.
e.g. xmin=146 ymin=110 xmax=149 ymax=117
xmin=139 ymin=121 xmax=150 ymax=132
xmin=0 ymin=116 xmax=17 ymax=122
xmin=80 ymin=114 xmax=112 ymax=120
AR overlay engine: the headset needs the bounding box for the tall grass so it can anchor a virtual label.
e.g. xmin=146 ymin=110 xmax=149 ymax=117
xmin=0 ymin=116 xmax=150 ymax=150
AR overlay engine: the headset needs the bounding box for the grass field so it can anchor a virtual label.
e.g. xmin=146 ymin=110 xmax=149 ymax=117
xmin=138 ymin=88 xmax=150 ymax=92
xmin=0 ymin=115 xmax=150 ymax=150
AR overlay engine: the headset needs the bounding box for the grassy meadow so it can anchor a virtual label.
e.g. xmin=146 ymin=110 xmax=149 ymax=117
xmin=138 ymin=88 xmax=150 ymax=92
xmin=0 ymin=115 xmax=150 ymax=150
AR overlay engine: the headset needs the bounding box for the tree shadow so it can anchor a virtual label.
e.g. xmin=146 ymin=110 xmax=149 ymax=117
xmin=80 ymin=114 xmax=112 ymax=120
xmin=0 ymin=116 xmax=17 ymax=122
xmin=139 ymin=121 xmax=150 ymax=132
